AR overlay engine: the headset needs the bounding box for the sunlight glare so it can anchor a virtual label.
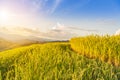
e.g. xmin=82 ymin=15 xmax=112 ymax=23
xmin=0 ymin=9 xmax=11 ymax=24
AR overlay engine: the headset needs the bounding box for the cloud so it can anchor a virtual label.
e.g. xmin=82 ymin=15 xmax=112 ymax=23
xmin=46 ymin=30 xmax=76 ymax=40
xmin=29 ymin=0 xmax=44 ymax=12
xmin=0 ymin=22 xmax=99 ymax=41
xmin=52 ymin=22 xmax=66 ymax=30
xmin=52 ymin=22 xmax=98 ymax=32
xmin=37 ymin=22 xmax=75 ymax=40
xmin=6 ymin=26 xmax=42 ymax=36
xmin=0 ymin=26 xmax=76 ymax=41
xmin=22 ymin=0 xmax=62 ymax=14
xmin=95 ymin=19 xmax=118 ymax=26
xmin=68 ymin=27 xmax=98 ymax=32
xmin=19 ymin=0 xmax=62 ymax=15
xmin=51 ymin=22 xmax=100 ymax=36
xmin=115 ymin=29 xmax=120 ymax=35
xmin=50 ymin=0 xmax=62 ymax=14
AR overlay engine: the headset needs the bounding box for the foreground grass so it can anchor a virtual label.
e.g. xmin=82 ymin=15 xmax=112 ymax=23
xmin=0 ymin=43 xmax=120 ymax=80
xmin=70 ymin=35 xmax=120 ymax=66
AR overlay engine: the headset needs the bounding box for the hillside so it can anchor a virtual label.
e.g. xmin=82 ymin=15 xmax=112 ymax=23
xmin=0 ymin=38 xmax=18 ymax=51
xmin=0 ymin=43 xmax=120 ymax=80
xmin=0 ymin=37 xmax=45 ymax=51
xmin=70 ymin=35 xmax=120 ymax=66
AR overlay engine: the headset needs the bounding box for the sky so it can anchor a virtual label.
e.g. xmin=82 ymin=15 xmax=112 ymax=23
xmin=0 ymin=0 xmax=120 ymax=38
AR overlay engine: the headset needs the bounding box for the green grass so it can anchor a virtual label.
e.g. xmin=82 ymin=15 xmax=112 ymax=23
xmin=0 ymin=43 xmax=120 ymax=80
xmin=70 ymin=35 xmax=120 ymax=66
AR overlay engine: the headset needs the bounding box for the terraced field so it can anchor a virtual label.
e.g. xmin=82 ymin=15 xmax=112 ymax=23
xmin=0 ymin=42 xmax=120 ymax=80
xmin=70 ymin=35 xmax=120 ymax=66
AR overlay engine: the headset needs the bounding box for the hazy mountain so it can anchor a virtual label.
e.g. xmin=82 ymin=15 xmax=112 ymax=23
xmin=0 ymin=37 xmax=18 ymax=51
xmin=0 ymin=27 xmax=51 ymax=51
xmin=0 ymin=25 xmax=78 ymax=51
xmin=0 ymin=36 xmax=47 ymax=51
xmin=0 ymin=26 xmax=53 ymax=41
xmin=0 ymin=26 xmax=72 ymax=51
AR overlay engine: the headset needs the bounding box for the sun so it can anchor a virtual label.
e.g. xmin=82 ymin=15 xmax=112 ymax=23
xmin=0 ymin=10 xmax=10 ymax=21
xmin=0 ymin=9 xmax=11 ymax=24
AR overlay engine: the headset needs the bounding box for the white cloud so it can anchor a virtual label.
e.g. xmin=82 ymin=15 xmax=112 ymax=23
xmin=115 ymin=29 xmax=120 ymax=35
xmin=51 ymin=22 xmax=99 ymax=36
xmin=21 ymin=0 xmax=62 ymax=14
xmin=44 ymin=22 xmax=77 ymax=40
xmin=50 ymin=0 xmax=62 ymax=14
xmin=52 ymin=22 xmax=66 ymax=30
xmin=0 ymin=26 xmax=76 ymax=41
xmin=0 ymin=22 xmax=99 ymax=41
xmin=52 ymin=22 xmax=98 ymax=32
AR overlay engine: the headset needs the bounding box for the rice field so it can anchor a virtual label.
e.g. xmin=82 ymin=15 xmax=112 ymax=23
xmin=70 ymin=35 xmax=120 ymax=66
xmin=0 ymin=42 xmax=120 ymax=80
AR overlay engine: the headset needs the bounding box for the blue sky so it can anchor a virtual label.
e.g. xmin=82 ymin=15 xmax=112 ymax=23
xmin=51 ymin=0 xmax=120 ymax=18
xmin=0 ymin=0 xmax=120 ymax=36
